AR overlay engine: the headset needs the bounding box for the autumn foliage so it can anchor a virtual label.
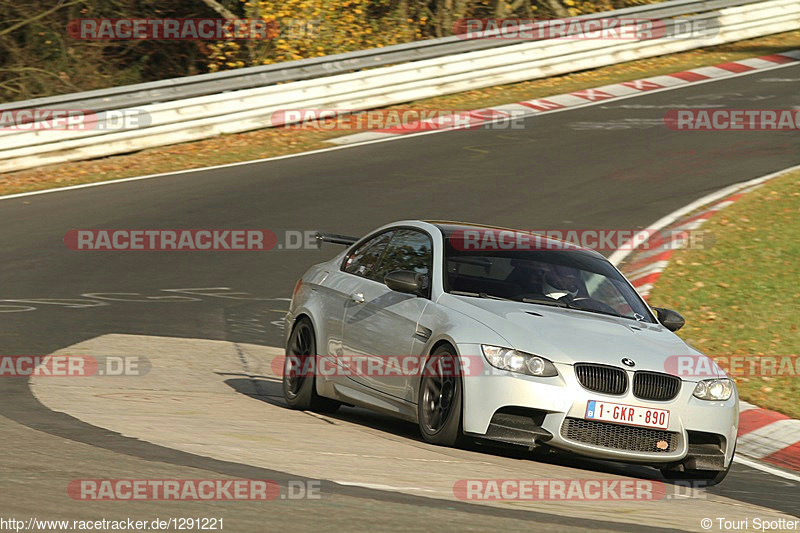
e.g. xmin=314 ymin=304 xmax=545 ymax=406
xmin=0 ymin=0 xmax=658 ymax=102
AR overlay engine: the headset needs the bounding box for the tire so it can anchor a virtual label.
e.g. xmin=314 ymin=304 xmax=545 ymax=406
xmin=282 ymin=317 xmax=340 ymax=413
xmin=418 ymin=345 xmax=467 ymax=447
xmin=661 ymin=445 xmax=735 ymax=486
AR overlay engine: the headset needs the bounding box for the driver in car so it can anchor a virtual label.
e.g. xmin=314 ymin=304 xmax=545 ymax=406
xmin=509 ymin=261 xmax=583 ymax=301
xmin=541 ymin=265 xmax=582 ymax=300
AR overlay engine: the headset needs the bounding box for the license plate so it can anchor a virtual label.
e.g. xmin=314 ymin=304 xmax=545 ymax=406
xmin=585 ymin=400 xmax=670 ymax=430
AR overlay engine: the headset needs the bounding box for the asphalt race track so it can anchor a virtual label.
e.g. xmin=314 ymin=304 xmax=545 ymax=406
xmin=1 ymin=61 xmax=799 ymax=532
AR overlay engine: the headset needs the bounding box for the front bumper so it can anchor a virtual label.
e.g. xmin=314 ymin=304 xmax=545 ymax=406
xmin=457 ymin=343 xmax=738 ymax=467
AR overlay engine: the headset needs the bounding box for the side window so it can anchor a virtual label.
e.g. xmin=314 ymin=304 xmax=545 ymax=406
xmin=371 ymin=229 xmax=433 ymax=284
xmin=342 ymin=231 xmax=393 ymax=278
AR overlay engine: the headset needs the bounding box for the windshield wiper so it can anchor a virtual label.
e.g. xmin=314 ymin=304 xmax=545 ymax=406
xmin=454 ymin=292 xmax=636 ymax=321
xmin=450 ymin=290 xmax=512 ymax=301
xmin=567 ymin=306 xmax=627 ymax=320
xmin=523 ymin=297 xmax=630 ymax=320
xmin=521 ymin=297 xmax=568 ymax=308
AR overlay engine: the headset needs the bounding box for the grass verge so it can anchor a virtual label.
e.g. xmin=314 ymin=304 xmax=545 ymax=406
xmin=648 ymin=170 xmax=800 ymax=418
xmin=2 ymin=30 xmax=800 ymax=196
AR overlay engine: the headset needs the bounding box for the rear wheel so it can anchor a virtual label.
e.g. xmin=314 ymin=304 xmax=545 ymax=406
xmin=282 ymin=317 xmax=340 ymax=413
xmin=418 ymin=346 xmax=467 ymax=447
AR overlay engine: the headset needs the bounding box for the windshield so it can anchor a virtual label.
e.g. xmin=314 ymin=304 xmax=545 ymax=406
xmin=442 ymin=231 xmax=654 ymax=322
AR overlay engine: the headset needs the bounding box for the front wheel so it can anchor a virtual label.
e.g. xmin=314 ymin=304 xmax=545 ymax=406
xmin=282 ymin=317 xmax=340 ymax=413
xmin=418 ymin=346 xmax=467 ymax=447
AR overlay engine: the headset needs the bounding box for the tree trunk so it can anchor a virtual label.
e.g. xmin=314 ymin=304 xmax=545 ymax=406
xmin=544 ymin=0 xmax=570 ymax=18
xmin=197 ymin=0 xmax=236 ymax=19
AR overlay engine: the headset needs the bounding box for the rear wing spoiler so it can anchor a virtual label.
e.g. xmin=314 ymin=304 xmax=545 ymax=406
xmin=315 ymin=232 xmax=359 ymax=246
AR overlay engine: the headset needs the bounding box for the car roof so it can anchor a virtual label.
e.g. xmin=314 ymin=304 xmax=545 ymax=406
xmin=424 ymin=220 xmax=604 ymax=257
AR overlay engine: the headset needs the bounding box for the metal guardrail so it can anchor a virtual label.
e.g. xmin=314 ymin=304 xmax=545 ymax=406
xmin=0 ymin=0 xmax=763 ymax=113
xmin=0 ymin=0 xmax=797 ymax=173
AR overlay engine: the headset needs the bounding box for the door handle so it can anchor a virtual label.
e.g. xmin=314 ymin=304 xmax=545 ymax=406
xmin=350 ymin=292 xmax=365 ymax=304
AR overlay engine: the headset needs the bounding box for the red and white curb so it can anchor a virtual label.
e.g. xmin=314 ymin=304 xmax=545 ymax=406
xmin=620 ymin=185 xmax=761 ymax=298
xmin=614 ymin=165 xmax=800 ymax=473
xmin=738 ymin=401 xmax=800 ymax=471
xmin=327 ymin=49 xmax=800 ymax=145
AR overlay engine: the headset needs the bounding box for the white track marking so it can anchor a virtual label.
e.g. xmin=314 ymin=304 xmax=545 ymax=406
xmin=333 ymin=481 xmax=441 ymax=493
xmin=609 ymin=163 xmax=800 ymax=265
xmin=734 ymin=456 xmax=800 ymax=483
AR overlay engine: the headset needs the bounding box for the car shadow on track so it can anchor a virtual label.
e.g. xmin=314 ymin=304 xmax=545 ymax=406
xmin=222 ymin=375 xmax=684 ymax=486
xmin=217 ymin=376 xmax=800 ymax=516
xmin=222 ymin=375 xmax=285 ymax=405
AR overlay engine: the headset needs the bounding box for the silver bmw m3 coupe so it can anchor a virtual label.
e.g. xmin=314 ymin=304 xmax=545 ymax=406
xmin=283 ymin=220 xmax=738 ymax=484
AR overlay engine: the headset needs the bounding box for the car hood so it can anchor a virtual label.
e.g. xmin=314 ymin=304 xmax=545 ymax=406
xmin=441 ymin=295 xmax=714 ymax=377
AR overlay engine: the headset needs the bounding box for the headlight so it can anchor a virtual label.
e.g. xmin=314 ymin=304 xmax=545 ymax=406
xmin=481 ymin=345 xmax=558 ymax=377
xmin=693 ymin=378 xmax=734 ymax=401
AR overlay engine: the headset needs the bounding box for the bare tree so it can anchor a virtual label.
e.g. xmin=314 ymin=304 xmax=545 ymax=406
xmin=196 ymin=0 xmax=237 ymax=19
xmin=543 ymin=0 xmax=570 ymax=17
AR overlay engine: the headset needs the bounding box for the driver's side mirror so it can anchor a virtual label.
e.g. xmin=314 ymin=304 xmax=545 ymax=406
xmin=384 ymin=270 xmax=428 ymax=296
xmin=652 ymin=307 xmax=685 ymax=332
